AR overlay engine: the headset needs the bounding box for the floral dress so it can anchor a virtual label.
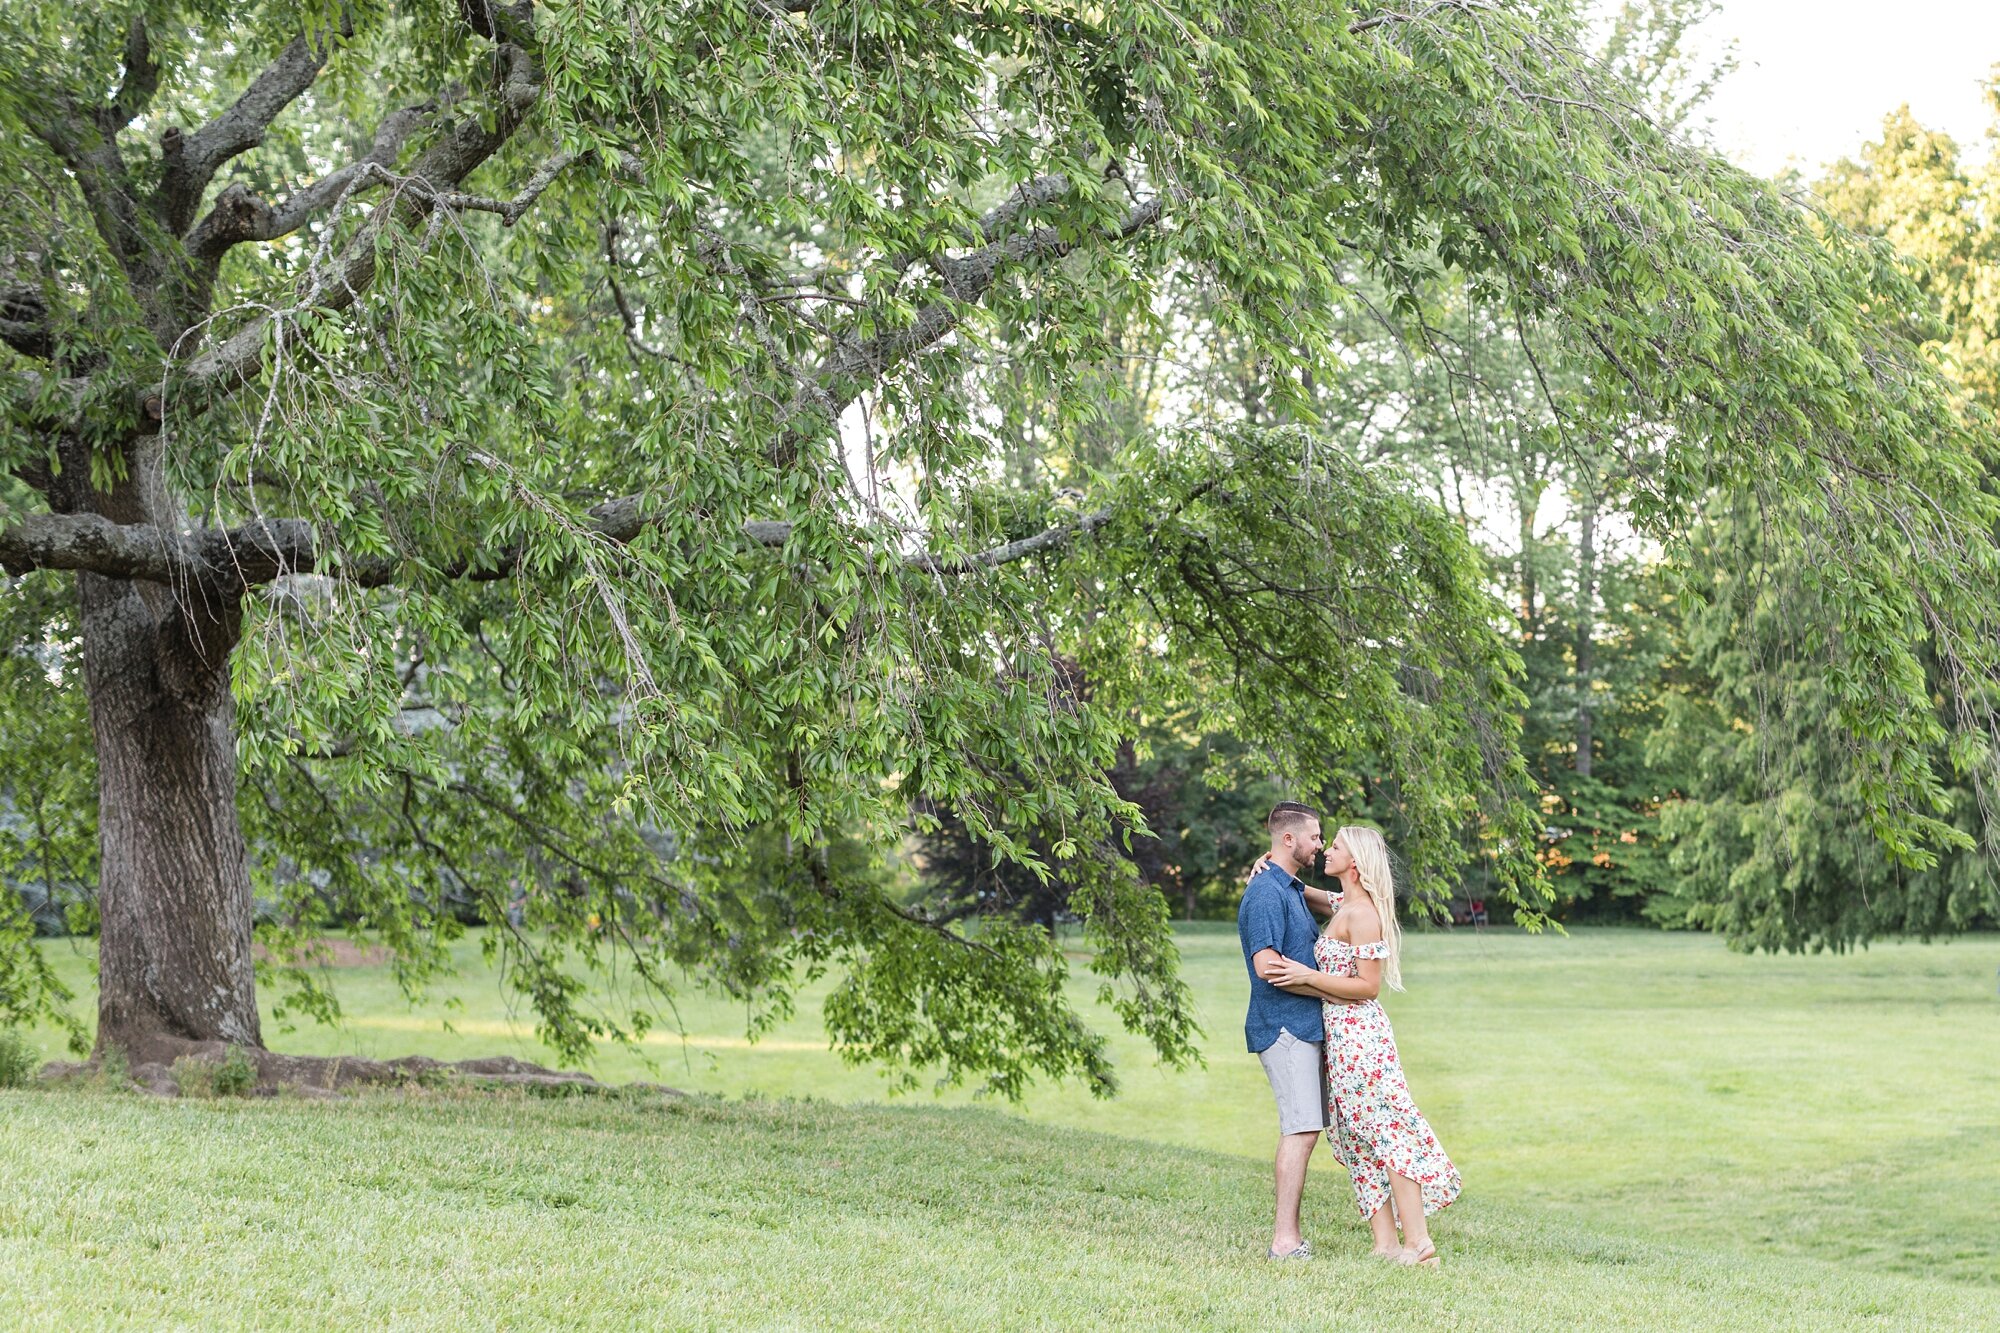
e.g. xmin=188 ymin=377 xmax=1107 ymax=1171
xmin=1315 ymin=923 xmax=1461 ymax=1220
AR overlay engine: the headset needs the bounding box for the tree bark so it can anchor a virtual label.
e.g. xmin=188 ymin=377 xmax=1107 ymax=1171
xmin=1573 ymin=485 xmax=1598 ymax=779
xmin=1516 ymin=478 xmax=1543 ymax=638
xmin=77 ymin=468 xmax=261 ymax=1060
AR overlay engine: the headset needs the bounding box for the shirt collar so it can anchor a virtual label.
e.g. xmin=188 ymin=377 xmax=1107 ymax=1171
xmin=1256 ymin=863 xmax=1307 ymax=893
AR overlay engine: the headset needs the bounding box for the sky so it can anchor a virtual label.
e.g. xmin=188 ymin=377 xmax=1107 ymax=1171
xmin=1690 ymin=0 xmax=2000 ymax=176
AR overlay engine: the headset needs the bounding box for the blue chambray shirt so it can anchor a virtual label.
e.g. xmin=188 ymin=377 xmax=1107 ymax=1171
xmin=1237 ymin=862 xmax=1324 ymax=1052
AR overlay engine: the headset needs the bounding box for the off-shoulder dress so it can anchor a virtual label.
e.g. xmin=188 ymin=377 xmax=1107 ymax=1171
xmin=1314 ymin=923 xmax=1462 ymax=1219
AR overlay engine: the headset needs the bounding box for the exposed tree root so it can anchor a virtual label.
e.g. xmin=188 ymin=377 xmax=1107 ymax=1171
xmin=39 ymin=1038 xmax=682 ymax=1100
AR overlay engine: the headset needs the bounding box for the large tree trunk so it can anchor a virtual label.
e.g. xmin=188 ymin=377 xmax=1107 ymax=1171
xmin=79 ymin=565 xmax=260 ymax=1061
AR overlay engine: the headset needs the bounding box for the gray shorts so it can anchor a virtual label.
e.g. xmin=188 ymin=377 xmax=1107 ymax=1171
xmin=1257 ymin=1027 xmax=1329 ymax=1135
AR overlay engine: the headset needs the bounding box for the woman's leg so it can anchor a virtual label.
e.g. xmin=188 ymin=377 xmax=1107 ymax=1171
xmin=1388 ymin=1171 xmax=1432 ymax=1255
xmin=1366 ymin=1201 xmax=1399 ymax=1255
xmin=1347 ymin=1152 xmax=1395 ymax=1252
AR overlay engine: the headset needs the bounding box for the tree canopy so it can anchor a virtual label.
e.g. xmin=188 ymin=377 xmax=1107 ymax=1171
xmin=3 ymin=0 xmax=1997 ymax=1089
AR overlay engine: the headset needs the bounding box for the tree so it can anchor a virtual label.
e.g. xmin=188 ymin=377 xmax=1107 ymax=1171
xmin=1816 ymin=89 xmax=2000 ymax=409
xmin=1649 ymin=508 xmax=1998 ymax=948
xmin=1647 ymin=90 xmax=2000 ymax=948
xmin=2 ymin=0 xmax=1996 ymax=1087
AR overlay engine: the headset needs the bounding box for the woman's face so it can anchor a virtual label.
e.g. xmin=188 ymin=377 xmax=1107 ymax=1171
xmin=1323 ymin=833 xmax=1354 ymax=877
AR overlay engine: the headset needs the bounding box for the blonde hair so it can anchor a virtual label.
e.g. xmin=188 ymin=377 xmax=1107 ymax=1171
xmin=1333 ymin=825 xmax=1403 ymax=991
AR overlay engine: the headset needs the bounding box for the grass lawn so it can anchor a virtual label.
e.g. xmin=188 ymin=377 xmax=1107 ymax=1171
xmin=7 ymin=926 xmax=1999 ymax=1328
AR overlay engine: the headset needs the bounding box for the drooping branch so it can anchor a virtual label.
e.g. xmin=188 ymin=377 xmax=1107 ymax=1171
xmin=813 ymin=178 xmax=1167 ymax=413
xmin=0 ymin=494 xmax=1116 ymax=591
xmin=174 ymin=34 xmax=546 ymax=402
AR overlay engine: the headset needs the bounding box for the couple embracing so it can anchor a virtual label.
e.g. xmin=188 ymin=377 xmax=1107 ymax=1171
xmin=1237 ymin=801 xmax=1460 ymax=1268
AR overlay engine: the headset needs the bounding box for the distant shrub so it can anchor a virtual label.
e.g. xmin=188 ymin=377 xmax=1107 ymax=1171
xmin=0 ymin=1029 xmax=35 ymax=1088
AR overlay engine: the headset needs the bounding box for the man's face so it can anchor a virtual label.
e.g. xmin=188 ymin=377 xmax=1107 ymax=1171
xmin=1287 ymin=820 xmax=1325 ymax=869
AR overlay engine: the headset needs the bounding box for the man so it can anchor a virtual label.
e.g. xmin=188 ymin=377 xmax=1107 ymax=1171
xmin=1238 ymin=800 xmax=1334 ymax=1259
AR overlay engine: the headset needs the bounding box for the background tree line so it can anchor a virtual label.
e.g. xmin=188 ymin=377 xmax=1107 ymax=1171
xmin=915 ymin=4 xmax=2000 ymax=941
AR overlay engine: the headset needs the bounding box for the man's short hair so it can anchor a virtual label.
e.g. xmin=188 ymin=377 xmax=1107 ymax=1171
xmin=1266 ymin=801 xmax=1321 ymax=835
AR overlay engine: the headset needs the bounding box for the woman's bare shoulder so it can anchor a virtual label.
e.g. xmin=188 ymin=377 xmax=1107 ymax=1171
xmin=1340 ymin=895 xmax=1383 ymax=941
xmin=1329 ymin=894 xmax=1377 ymax=938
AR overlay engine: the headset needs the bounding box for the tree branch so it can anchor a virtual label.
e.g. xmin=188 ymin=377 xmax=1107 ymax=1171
xmin=907 ymin=507 xmax=1116 ymax=574
xmin=1349 ymin=1 xmax=1487 ymax=37
xmin=175 ymin=35 xmax=544 ymax=401
xmin=426 ymin=148 xmax=579 ymax=225
xmin=0 ymin=284 xmax=53 ymax=361
xmin=812 ymin=178 xmax=1166 ymax=413
xmin=0 ymin=511 xmax=309 ymax=587
xmin=158 ymin=20 xmax=355 ymax=233
xmin=246 ymin=146 xmax=577 ymax=244
xmin=20 ymin=97 xmax=147 ymax=272
xmin=183 ymin=98 xmax=438 ymax=262
xmin=101 ymin=12 xmax=162 ymax=136
xmin=0 ymin=497 xmax=1114 ymax=590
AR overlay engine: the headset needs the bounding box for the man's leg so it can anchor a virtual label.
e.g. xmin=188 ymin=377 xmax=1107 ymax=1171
xmin=1271 ymin=1129 xmax=1317 ymax=1253
xmin=1257 ymin=1029 xmax=1328 ymax=1256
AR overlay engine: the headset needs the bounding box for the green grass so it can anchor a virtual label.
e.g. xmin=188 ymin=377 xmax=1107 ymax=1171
xmin=7 ymin=927 xmax=1999 ymax=1328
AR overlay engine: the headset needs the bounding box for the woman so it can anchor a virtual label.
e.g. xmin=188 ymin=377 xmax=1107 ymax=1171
xmin=1260 ymin=826 xmax=1460 ymax=1267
